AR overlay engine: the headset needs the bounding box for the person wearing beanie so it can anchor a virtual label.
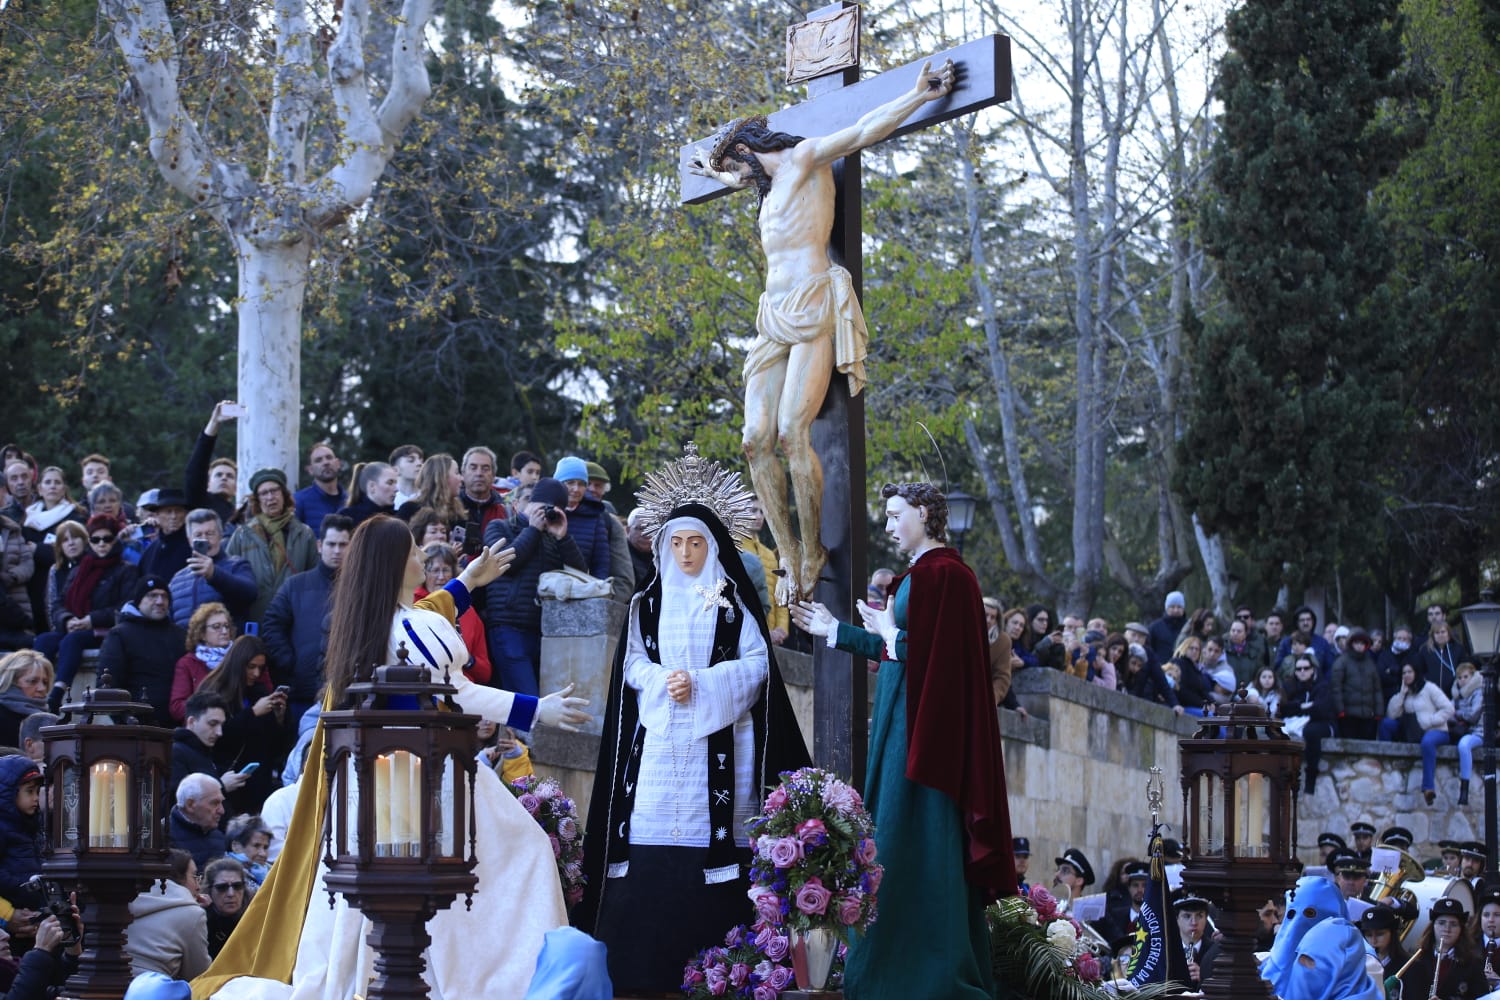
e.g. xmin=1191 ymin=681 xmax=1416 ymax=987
xmin=1147 ymin=591 xmax=1187 ymax=666
xmin=97 ymin=575 xmax=187 ymax=725
xmin=481 ymin=477 xmax=589 ymax=695
xmin=33 ymin=513 xmax=139 ymax=711
xmin=225 ymin=469 xmax=317 ymax=628
xmin=550 ymin=457 xmax=611 ymax=582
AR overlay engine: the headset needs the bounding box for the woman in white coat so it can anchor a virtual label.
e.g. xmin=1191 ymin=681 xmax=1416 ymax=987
xmin=1377 ymin=662 xmax=1455 ymax=805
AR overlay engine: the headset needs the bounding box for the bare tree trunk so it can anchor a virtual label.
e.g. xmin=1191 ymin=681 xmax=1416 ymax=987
xmin=1193 ymin=512 xmax=1233 ymax=616
xmin=101 ymin=0 xmax=436 ymax=483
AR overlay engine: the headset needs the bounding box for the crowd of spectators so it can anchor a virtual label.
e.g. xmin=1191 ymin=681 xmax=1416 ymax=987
xmin=979 ymin=587 xmax=1482 ymax=803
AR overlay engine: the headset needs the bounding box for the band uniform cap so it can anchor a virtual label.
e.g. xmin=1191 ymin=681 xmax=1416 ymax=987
xmin=1461 ymin=841 xmax=1487 ymax=860
xmin=1330 ymin=853 xmax=1371 ymax=876
xmin=1124 ymin=861 xmax=1151 ymax=881
xmin=1318 ymin=832 xmax=1349 ymax=850
xmin=1430 ymin=896 xmax=1469 ymax=923
xmin=1055 ymin=847 xmax=1095 ymax=886
xmin=1161 ymin=837 xmax=1184 ymax=860
xmin=1172 ymin=894 xmax=1211 ymax=914
xmin=1012 ymin=837 xmax=1031 ymax=857
xmin=1350 ymin=822 xmax=1376 ymax=837
xmin=1380 ymin=827 xmax=1414 ymax=849
xmin=1358 ymin=906 xmax=1401 ymax=933
xmin=1439 ymin=839 xmax=1460 ymax=851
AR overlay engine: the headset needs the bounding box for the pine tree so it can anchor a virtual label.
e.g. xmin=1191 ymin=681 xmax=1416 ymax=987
xmin=1179 ymin=0 xmax=1411 ymax=594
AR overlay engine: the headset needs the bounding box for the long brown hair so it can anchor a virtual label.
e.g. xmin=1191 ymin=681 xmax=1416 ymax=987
xmin=197 ymin=634 xmax=268 ymax=707
xmin=414 ymin=453 xmax=467 ymax=525
xmin=323 ymin=515 xmax=412 ymax=707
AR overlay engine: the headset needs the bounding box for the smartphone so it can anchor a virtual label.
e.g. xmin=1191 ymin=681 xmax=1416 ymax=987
xmin=274 ymin=685 xmax=290 ymax=696
xmin=191 ymin=539 xmax=212 ymax=555
xmin=462 ymin=520 xmax=482 ymax=557
xmin=239 ymin=762 xmax=260 ymax=775
xmin=221 ymin=402 xmax=247 ymax=418
xmin=243 ymin=621 xmax=258 ymax=636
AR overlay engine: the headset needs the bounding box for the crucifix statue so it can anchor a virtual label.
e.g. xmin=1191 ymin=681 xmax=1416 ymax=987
xmin=680 ymin=3 xmax=1009 ymax=780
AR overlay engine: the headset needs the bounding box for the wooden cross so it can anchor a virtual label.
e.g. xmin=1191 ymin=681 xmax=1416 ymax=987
xmin=679 ymin=3 xmax=1011 ymax=786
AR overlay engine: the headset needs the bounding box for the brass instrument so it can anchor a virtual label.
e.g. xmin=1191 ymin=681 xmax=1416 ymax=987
xmin=1364 ymin=847 xmax=1429 ymax=942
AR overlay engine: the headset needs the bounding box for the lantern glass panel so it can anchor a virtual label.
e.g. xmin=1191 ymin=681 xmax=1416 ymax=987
xmin=137 ymin=764 xmax=156 ymax=850
xmin=1195 ymin=771 xmax=1222 ymax=857
xmin=56 ymin=760 xmax=79 ymax=852
xmin=87 ymin=759 xmax=131 ymax=849
xmin=434 ymin=755 xmax=461 ymax=860
xmin=378 ymin=749 xmax=422 ymax=858
xmin=340 ymin=753 xmax=356 ymax=859
xmin=1233 ymin=772 xmax=1270 ymax=858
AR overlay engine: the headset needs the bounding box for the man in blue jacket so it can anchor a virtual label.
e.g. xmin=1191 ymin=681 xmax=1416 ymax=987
xmin=261 ymin=514 xmax=352 ymax=722
xmin=167 ymin=510 xmax=257 ymax=628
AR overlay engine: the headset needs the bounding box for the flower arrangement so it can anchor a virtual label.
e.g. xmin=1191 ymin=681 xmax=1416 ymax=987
xmin=682 ymin=924 xmax=848 ymax=999
xmin=505 ymin=774 xmax=585 ymax=909
xmin=987 ymin=889 xmax=1102 ymax=988
xmin=745 ymin=767 xmax=881 ymax=934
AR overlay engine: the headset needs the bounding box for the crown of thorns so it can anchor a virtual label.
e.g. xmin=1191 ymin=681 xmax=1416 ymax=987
xmin=634 ymin=443 xmax=756 ymax=542
xmin=706 ymin=114 xmax=770 ymax=171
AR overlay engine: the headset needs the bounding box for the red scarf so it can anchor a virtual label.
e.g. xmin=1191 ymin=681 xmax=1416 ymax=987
xmin=898 ymin=547 xmax=1018 ymax=900
xmin=63 ymin=549 xmax=120 ymax=620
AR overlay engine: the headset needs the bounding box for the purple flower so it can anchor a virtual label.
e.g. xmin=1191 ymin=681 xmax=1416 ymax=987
xmin=549 ymin=833 xmax=561 ymax=858
xmin=730 ymin=962 xmax=750 ymax=987
xmin=768 ymin=965 xmax=794 ymax=990
xmin=556 ymin=816 xmax=578 ymax=841
xmin=764 ymin=785 xmax=788 ymax=813
xmin=536 ymin=780 xmax=558 ymax=800
xmin=763 ymin=932 xmax=789 ymax=961
xmin=748 ymin=887 xmax=784 ymax=926
xmin=753 ymin=986 xmax=778 ymax=1000
xmin=823 ymin=778 xmax=859 ymax=815
xmin=753 ymin=958 xmax=774 ymax=980
xmin=564 ymin=885 xmax=583 ymax=906
xmin=795 ymin=818 xmax=827 ymax=845
xmin=866 ymin=865 xmax=883 ymax=892
xmin=705 ymin=967 xmax=727 ymax=995
xmin=837 ymin=890 xmax=864 ymax=925
xmin=517 ymin=792 xmax=540 ymax=815
xmin=768 ymin=837 xmax=803 ymax=869
xmin=795 ymin=877 xmax=832 ymax=916
xmin=856 ymin=837 xmax=877 ymax=865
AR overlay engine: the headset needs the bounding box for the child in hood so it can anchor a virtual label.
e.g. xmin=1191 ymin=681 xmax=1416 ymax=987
xmin=0 ymin=756 xmax=46 ymax=911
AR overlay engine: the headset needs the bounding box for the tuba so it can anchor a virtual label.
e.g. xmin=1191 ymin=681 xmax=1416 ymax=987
xmin=1365 ymin=847 xmax=1426 ymax=910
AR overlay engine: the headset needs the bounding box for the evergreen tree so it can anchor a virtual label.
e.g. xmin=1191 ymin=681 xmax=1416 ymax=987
xmin=1179 ymin=0 xmax=1413 ymax=594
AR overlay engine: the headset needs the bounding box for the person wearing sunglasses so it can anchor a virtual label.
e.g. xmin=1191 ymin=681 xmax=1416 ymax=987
xmin=32 ymin=514 xmax=138 ymax=711
xmin=1279 ymin=656 xmax=1336 ymax=795
xmin=200 ymin=856 xmax=252 ymax=958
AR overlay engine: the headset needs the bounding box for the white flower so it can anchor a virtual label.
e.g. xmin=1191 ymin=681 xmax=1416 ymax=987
xmin=1047 ymin=919 xmax=1079 ymax=957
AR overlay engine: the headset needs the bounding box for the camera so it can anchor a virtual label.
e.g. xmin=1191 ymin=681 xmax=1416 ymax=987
xmin=23 ymin=876 xmax=80 ymax=948
xmin=541 ymin=505 xmax=564 ymax=526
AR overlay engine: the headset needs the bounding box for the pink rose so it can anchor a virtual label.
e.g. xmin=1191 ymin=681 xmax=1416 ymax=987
xmin=763 ymin=931 xmax=789 ymax=961
xmin=795 ymin=877 xmax=833 ymax=916
xmin=549 ymin=833 xmax=561 ymax=858
xmin=730 ymin=962 xmax=750 ymax=987
xmin=856 ymin=837 xmax=878 ymax=865
xmin=683 ymin=967 xmax=705 ymax=986
xmin=748 ymin=886 xmax=784 ymax=925
xmin=754 ymin=986 xmax=778 ymax=1000
xmin=1029 ymin=885 xmax=1058 ymax=920
xmin=768 ymin=836 xmax=803 ymax=869
xmin=1076 ymin=952 xmax=1101 ymax=982
xmin=764 ymin=785 xmax=788 ymax=813
xmin=556 ymin=816 xmax=578 ymax=841
xmin=865 ymin=864 xmax=883 ymax=893
xmin=768 ymin=966 xmax=793 ymax=990
xmin=795 ymin=818 xmax=827 ymax=845
xmin=705 ymin=967 xmax=727 ymax=995
xmin=837 ymin=891 xmax=864 ymax=925
xmin=517 ymin=792 xmax=540 ymax=814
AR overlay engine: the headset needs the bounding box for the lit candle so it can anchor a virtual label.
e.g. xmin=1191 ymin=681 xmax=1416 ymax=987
xmin=390 ymin=752 xmax=409 ymax=848
xmin=111 ymin=764 xmax=129 ymax=846
xmin=374 ymin=755 xmax=392 ymax=849
xmin=88 ymin=764 xmax=104 ymax=848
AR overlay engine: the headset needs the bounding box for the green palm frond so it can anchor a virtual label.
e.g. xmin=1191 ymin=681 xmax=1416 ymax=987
xmin=989 ymin=916 xmax=1184 ymax=1000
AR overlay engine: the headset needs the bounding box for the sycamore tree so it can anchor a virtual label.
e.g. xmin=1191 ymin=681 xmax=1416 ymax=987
xmin=95 ymin=0 xmax=440 ymax=481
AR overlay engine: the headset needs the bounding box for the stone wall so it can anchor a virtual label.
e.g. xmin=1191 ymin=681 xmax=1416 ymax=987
xmin=527 ymin=615 xmax=1474 ymax=876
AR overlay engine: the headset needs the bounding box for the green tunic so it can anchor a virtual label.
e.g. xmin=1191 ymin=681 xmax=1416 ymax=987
xmin=836 ymin=576 xmax=994 ymax=1000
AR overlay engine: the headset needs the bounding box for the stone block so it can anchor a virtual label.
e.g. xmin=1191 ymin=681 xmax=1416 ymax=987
xmin=540 ymin=595 xmax=627 ymax=637
xmin=540 ymin=631 xmax=617 ymax=737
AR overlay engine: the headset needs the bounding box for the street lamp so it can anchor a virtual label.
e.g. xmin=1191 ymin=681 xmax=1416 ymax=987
xmin=1179 ymin=694 xmax=1302 ymax=1000
xmin=320 ymin=647 xmax=479 ymax=1000
xmin=1461 ymin=589 xmax=1500 ymax=888
xmin=944 ymin=489 xmax=977 ymax=554
xmin=41 ymin=681 xmax=172 ymax=999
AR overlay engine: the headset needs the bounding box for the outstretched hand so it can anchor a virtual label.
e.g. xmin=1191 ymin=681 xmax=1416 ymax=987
xmin=537 ymin=683 xmax=592 ymax=732
xmin=914 ymin=58 xmax=956 ymax=102
xmin=458 ymin=540 xmax=517 ymax=591
xmin=790 ymin=601 xmax=837 ymax=637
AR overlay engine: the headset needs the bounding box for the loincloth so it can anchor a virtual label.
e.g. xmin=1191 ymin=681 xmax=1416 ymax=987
xmin=747 ymin=264 xmax=869 ymax=397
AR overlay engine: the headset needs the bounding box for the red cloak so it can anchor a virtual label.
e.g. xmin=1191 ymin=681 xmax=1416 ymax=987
xmin=897 ymin=546 xmax=1018 ymax=900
